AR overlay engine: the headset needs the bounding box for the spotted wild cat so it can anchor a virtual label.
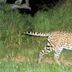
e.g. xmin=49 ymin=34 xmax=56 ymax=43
xmin=23 ymin=31 xmax=72 ymax=65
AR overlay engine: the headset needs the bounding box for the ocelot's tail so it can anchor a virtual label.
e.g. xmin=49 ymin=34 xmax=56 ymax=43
xmin=22 ymin=31 xmax=49 ymax=37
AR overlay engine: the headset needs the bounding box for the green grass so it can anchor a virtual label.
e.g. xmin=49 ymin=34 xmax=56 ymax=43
xmin=0 ymin=62 xmax=72 ymax=72
xmin=32 ymin=0 xmax=72 ymax=32
xmin=0 ymin=0 xmax=72 ymax=70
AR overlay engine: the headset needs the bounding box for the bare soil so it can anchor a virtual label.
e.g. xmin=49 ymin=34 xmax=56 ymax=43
xmin=0 ymin=55 xmax=72 ymax=65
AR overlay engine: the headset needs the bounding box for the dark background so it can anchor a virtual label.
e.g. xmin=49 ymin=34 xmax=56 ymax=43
xmin=6 ymin=0 xmax=61 ymax=16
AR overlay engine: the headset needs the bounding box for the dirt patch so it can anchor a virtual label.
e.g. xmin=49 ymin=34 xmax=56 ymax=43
xmin=0 ymin=55 xmax=72 ymax=65
xmin=11 ymin=55 xmax=30 ymax=63
xmin=0 ymin=55 xmax=30 ymax=63
xmin=42 ymin=57 xmax=72 ymax=65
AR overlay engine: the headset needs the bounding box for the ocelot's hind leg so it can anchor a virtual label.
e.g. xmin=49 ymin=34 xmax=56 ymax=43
xmin=38 ymin=44 xmax=52 ymax=63
xmin=54 ymin=47 xmax=63 ymax=65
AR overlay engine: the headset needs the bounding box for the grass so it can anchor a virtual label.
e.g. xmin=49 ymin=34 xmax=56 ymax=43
xmin=0 ymin=0 xmax=72 ymax=71
xmin=32 ymin=0 xmax=72 ymax=32
xmin=0 ymin=61 xmax=72 ymax=72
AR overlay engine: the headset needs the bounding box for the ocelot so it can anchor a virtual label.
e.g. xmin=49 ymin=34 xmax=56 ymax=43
xmin=23 ymin=31 xmax=72 ymax=65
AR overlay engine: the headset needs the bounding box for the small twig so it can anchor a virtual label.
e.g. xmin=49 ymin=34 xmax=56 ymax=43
xmin=11 ymin=4 xmax=31 ymax=10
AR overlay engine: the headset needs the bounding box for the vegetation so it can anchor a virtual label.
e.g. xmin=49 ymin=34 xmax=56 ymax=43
xmin=0 ymin=62 xmax=72 ymax=72
xmin=0 ymin=0 xmax=72 ymax=72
